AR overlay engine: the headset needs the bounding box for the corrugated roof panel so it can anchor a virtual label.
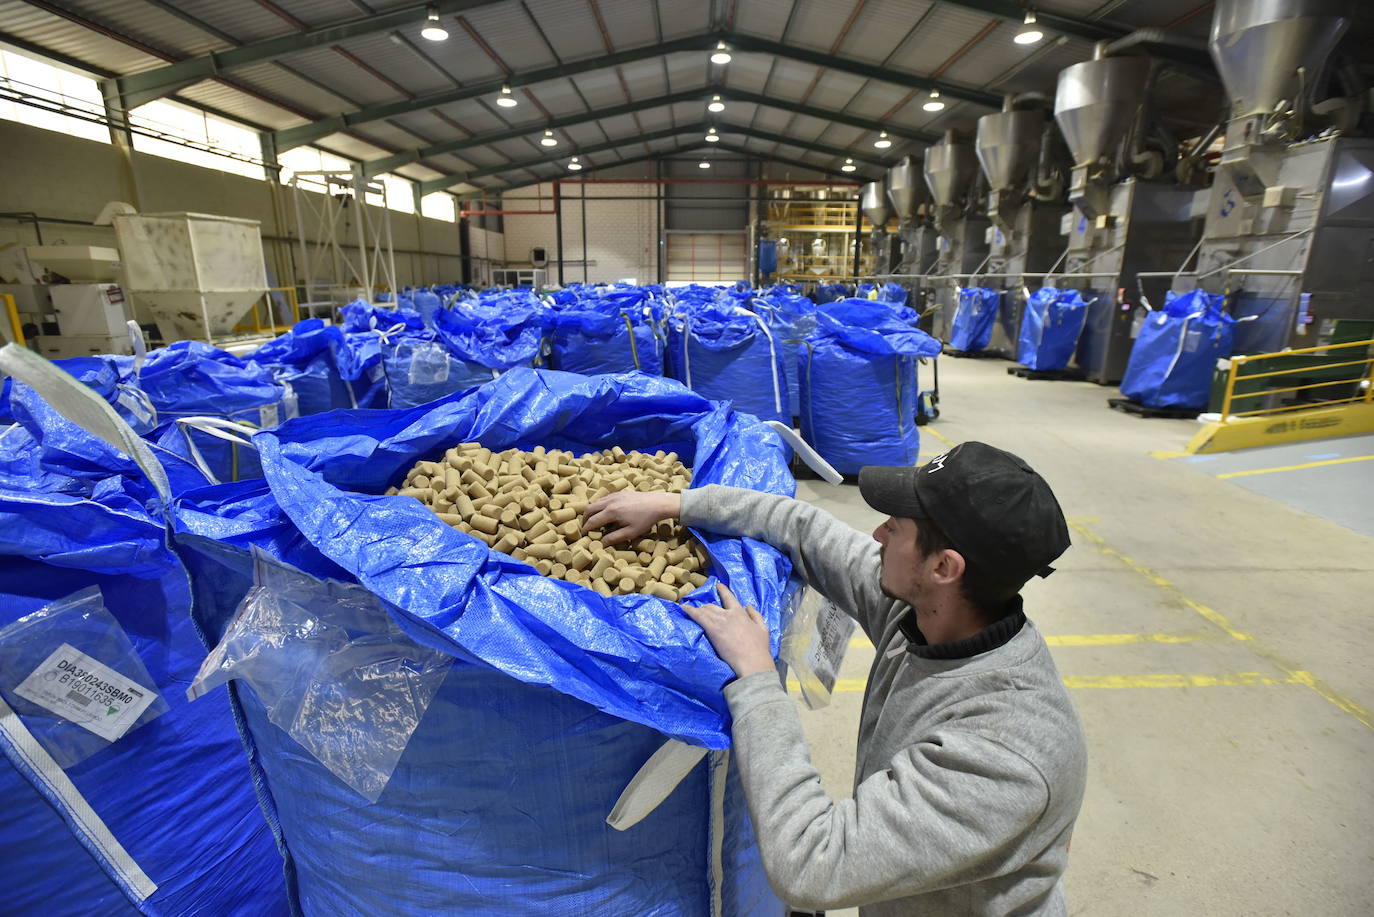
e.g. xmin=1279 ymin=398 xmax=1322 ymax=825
xmin=785 ymin=112 xmax=832 ymax=139
xmin=805 ymin=69 xmax=870 ymax=110
xmin=166 ymin=0 xmax=294 ymax=45
xmin=783 ymin=0 xmax=870 ymax=56
xmin=635 ymin=106 xmax=676 ymax=132
xmin=567 ymin=70 xmax=632 ymax=109
xmin=358 ymin=119 xmax=434 ymax=150
xmin=456 ymin=2 xmax=558 ymax=70
xmin=593 ymin=0 xmax=659 ymax=49
xmin=174 ymin=79 xmax=303 ymax=129
xmin=230 ymin=61 xmax=356 ymax=116
xmin=387 ymin=109 xmax=467 ymax=143
xmin=0 ymin=0 xmax=161 ymax=74
xmin=560 ymin=122 xmax=607 ymax=145
xmin=658 ymin=0 xmax=710 ymax=40
xmin=760 ymin=58 xmax=822 ymax=98
xmin=885 ymin=5 xmax=999 ymax=74
xmin=747 ymin=107 xmax=792 ymax=133
xmin=593 ymin=112 xmax=640 ymax=136
xmin=670 ymin=100 xmax=701 ymax=125
xmin=56 ymin=0 xmax=226 ymax=58
xmin=315 ymin=131 xmax=392 ymax=161
xmin=969 ymin=36 xmax=1095 ymax=96
xmin=526 ymin=0 xmax=608 ymax=61
xmin=732 ymin=0 xmax=793 ymax=40
xmin=279 ymin=46 xmax=403 ymax=106
xmin=328 ymin=32 xmax=458 ymax=97
xmin=270 ymin=0 xmax=408 ymax=30
xmin=838 ymin=0 xmax=937 ymax=62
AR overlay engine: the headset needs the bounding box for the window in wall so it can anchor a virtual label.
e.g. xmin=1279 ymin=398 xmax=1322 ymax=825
xmin=278 ymin=146 xmax=353 ymax=193
xmin=128 ymin=99 xmax=264 ymax=179
xmin=421 ymin=192 xmax=457 ymax=223
xmin=367 ymin=173 xmax=415 ymax=214
xmin=0 ymin=48 xmax=108 ymax=143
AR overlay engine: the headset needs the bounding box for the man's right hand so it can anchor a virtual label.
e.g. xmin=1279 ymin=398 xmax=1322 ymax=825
xmin=582 ymin=491 xmax=682 ymax=546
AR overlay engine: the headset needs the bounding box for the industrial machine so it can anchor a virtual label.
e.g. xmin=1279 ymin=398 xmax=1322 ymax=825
xmin=885 ymin=155 xmax=938 ymax=310
xmin=924 ymin=131 xmax=991 ymax=340
xmin=975 ymin=97 xmax=1071 ymax=359
xmin=1053 ymin=43 xmax=1205 ymax=383
xmin=1193 ymin=0 xmax=1370 ymax=354
xmin=861 ymin=179 xmax=899 ymax=276
xmin=3 ymin=245 xmax=136 ymax=358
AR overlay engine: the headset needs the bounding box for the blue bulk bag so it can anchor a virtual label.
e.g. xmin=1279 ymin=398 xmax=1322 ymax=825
xmin=170 ymin=369 xmax=793 ymax=916
xmin=1120 ymin=290 xmax=1234 ymax=411
xmin=878 ymin=282 xmax=910 ymax=307
xmin=139 ymin=341 xmax=295 ymax=483
xmin=753 ymin=293 xmax=817 ymax=420
xmin=1 ymin=355 xmax=154 ymax=432
xmin=800 ymin=301 xmax=942 ymax=475
xmin=1016 ymin=288 xmax=1090 ymax=371
xmin=548 ymin=300 xmax=662 ymax=376
xmin=0 ymin=360 xmax=288 ymax=917
xmin=667 ymin=304 xmax=789 ymax=425
xmin=340 ymin=298 xmax=424 ymax=333
xmin=339 ymin=330 xmax=389 ymax=409
xmin=949 ymin=287 xmax=1000 ymax=352
xmin=410 ymin=289 xmax=442 ymax=327
xmin=380 ymin=302 xmax=543 ymax=409
xmin=246 ymin=318 xmax=353 ymax=415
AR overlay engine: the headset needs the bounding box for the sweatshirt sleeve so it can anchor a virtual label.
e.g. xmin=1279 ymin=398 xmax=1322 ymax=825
xmin=724 ymin=672 xmax=1050 ymax=911
xmin=680 ymin=484 xmax=892 ymax=643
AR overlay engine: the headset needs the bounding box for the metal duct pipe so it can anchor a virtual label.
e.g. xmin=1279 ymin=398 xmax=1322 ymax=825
xmin=1104 ymin=28 xmax=1208 ymax=57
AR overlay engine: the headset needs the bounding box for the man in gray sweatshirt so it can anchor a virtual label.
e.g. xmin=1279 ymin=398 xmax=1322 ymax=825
xmin=584 ymin=441 xmax=1088 ymax=915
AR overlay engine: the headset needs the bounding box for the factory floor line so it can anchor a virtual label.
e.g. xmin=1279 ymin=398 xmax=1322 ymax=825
xmin=785 ymin=356 xmax=1373 ymax=917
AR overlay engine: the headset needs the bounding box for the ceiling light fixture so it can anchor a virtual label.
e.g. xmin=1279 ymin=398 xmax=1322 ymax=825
xmin=705 ymin=127 xmax=720 ymax=142
xmin=496 ymin=84 xmax=518 ymax=107
xmin=710 ymin=42 xmax=732 ymax=65
xmin=873 ymin=130 xmax=892 ymax=149
xmin=1014 ymin=10 xmax=1044 ymax=45
xmin=567 ymin=156 xmax=582 ymax=171
xmin=841 ymin=158 xmax=857 ymax=172
xmin=922 ymin=89 xmax=945 ymax=112
xmin=698 ymin=160 xmax=712 ymax=169
xmin=540 ymin=129 xmax=557 ymax=147
xmin=420 ymin=6 xmax=448 ymax=41
xmin=708 ymin=94 xmax=725 ymax=113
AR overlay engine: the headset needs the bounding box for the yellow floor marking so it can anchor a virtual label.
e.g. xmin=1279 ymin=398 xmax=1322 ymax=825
xmin=1215 ymin=454 xmax=1374 ymax=479
xmin=1067 ymin=517 xmax=1373 ymax=731
xmin=924 ymin=426 xmax=957 ymax=448
xmin=847 ymin=632 xmax=1205 ymax=650
xmin=788 ymin=672 xmax=1325 ymax=694
xmin=1150 ymin=449 xmax=1192 ymax=460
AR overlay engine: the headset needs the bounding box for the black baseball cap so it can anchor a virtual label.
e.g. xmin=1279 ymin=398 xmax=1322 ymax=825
xmin=858 ymin=442 xmax=1070 ymax=595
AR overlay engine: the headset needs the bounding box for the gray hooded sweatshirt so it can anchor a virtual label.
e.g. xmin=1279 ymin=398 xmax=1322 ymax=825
xmin=680 ymin=484 xmax=1088 ymax=916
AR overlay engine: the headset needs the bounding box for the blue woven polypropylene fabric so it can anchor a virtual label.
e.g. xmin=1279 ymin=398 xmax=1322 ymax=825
xmin=666 ymin=303 xmax=789 ymax=425
xmin=949 ymin=287 xmax=1000 ymax=352
xmin=0 ymin=415 xmax=288 ymax=917
xmin=1121 ymin=290 xmax=1234 ymax=410
xmin=800 ymin=300 xmax=942 ymax=476
xmin=170 ymin=368 xmax=793 ymax=916
xmin=1016 ymin=288 xmax=1089 ymax=371
xmin=754 ymin=291 xmax=817 ymax=420
xmin=247 ymin=319 xmax=353 ymax=416
xmin=339 ymin=298 xmax=424 ymax=333
xmin=0 ymin=355 xmax=153 ymax=431
xmin=547 ymin=298 xmax=662 ymax=376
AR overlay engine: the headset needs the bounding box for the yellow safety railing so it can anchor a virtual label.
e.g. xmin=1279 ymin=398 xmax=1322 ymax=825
xmin=1219 ymin=338 xmax=1374 ymax=420
xmin=2 ymin=293 xmax=22 ymax=347
xmin=232 ymin=286 xmax=302 ymax=337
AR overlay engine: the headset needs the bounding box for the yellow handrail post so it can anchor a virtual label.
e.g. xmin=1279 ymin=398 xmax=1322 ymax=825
xmin=2 ymin=294 xmax=23 ymax=347
xmin=1221 ymin=359 xmax=1237 ymax=421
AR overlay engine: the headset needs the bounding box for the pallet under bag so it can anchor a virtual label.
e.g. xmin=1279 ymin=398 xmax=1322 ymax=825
xmin=169 ymin=369 xmax=796 ymax=916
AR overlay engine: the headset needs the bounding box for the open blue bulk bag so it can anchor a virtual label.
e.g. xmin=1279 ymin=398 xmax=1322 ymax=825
xmin=667 ymin=304 xmax=789 ymax=425
xmin=878 ymin=282 xmax=910 ymax=306
xmin=800 ymin=301 xmax=942 ymax=475
xmin=754 ymin=293 xmax=817 ymax=420
xmin=1017 ymin=288 xmax=1090 ymax=371
xmin=1120 ymin=290 xmax=1234 ymax=411
xmin=380 ymin=302 xmax=543 ymax=409
xmin=548 ymin=302 xmax=661 ymax=376
xmin=247 ymin=318 xmax=353 ymax=416
xmin=0 ymin=362 xmax=288 ymax=917
xmin=812 ymin=282 xmax=849 ymax=304
xmin=1 ymin=355 xmax=154 ymax=432
xmin=169 ymin=368 xmax=793 ymax=916
xmin=340 ymin=298 xmax=424 ymax=333
xmin=949 ymin=286 xmax=1001 ymax=352
xmin=139 ymin=341 xmax=295 ymax=484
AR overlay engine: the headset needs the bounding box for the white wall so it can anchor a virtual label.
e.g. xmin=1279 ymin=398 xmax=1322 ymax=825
xmin=502 ymin=182 xmax=659 ymax=284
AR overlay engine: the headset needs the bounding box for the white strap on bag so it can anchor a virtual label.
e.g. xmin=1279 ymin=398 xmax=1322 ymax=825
xmin=0 ymin=343 xmax=171 ymax=507
xmin=606 ymin=738 xmax=709 ymax=831
xmin=735 ymin=307 xmax=783 ymax=416
xmin=0 ymin=695 xmax=159 ymax=903
xmin=126 ymin=319 xmax=146 ymax=376
xmin=174 ymin=416 xmax=258 ymax=485
xmin=764 ymin=420 xmax=843 ymax=485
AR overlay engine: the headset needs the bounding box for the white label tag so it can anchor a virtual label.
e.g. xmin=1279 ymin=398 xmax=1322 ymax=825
xmin=259 ymin=402 xmax=279 ymax=427
xmin=13 ymin=643 xmax=159 ymax=743
xmin=804 ymin=600 xmax=856 ymax=694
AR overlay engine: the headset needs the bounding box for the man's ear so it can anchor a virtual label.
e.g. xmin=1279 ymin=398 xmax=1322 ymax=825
xmin=930 ymin=548 xmax=966 ymax=586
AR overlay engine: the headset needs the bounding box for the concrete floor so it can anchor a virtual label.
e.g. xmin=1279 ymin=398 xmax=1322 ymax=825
xmin=783 ymin=356 xmax=1373 ymax=917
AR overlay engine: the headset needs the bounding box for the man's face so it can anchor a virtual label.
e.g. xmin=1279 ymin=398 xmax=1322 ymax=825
xmin=872 ymin=515 xmax=927 ymax=602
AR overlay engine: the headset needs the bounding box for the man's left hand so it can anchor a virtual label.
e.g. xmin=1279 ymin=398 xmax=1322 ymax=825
xmin=682 ymin=583 xmax=774 ymax=678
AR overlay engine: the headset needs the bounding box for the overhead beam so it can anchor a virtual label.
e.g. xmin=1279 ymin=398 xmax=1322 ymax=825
xmin=360 ymin=86 xmax=934 ymax=177
xmin=274 ymin=34 xmax=715 ymax=152
xmin=107 ymin=0 xmax=509 ymax=109
xmin=932 ymin=0 xmax=1128 ymax=44
xmin=419 ymin=120 xmax=890 ymax=194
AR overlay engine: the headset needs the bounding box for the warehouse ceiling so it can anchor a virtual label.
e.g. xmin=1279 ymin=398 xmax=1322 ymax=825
xmin=1 ymin=0 xmax=1366 ymax=197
